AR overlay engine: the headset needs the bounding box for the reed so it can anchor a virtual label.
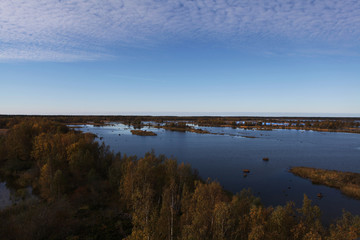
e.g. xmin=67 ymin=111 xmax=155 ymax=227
xmin=290 ymin=167 xmax=360 ymax=200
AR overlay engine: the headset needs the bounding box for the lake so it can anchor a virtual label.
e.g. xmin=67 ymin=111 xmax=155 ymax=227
xmin=79 ymin=123 xmax=360 ymax=223
xmin=0 ymin=182 xmax=12 ymax=209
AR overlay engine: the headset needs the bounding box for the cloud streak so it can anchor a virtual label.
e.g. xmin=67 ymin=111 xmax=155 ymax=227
xmin=1 ymin=0 xmax=360 ymax=61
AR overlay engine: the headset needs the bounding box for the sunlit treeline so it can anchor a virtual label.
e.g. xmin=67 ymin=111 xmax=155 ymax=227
xmin=0 ymin=118 xmax=359 ymax=239
xmin=1 ymin=115 xmax=359 ymax=130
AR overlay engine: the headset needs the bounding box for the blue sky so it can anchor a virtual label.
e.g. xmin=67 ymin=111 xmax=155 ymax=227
xmin=0 ymin=0 xmax=359 ymax=116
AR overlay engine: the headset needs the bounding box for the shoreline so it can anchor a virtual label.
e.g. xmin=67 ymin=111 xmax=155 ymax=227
xmin=69 ymin=122 xmax=360 ymax=135
xmin=290 ymin=167 xmax=360 ymax=200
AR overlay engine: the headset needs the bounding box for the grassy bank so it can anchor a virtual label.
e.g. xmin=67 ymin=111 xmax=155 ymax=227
xmin=290 ymin=167 xmax=360 ymax=199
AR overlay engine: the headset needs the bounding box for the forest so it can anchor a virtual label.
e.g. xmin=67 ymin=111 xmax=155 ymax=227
xmin=0 ymin=117 xmax=359 ymax=240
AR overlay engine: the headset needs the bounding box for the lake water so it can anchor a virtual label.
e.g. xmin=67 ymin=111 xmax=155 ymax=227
xmin=0 ymin=182 xmax=12 ymax=209
xmin=79 ymin=124 xmax=360 ymax=223
xmin=0 ymin=181 xmax=35 ymax=210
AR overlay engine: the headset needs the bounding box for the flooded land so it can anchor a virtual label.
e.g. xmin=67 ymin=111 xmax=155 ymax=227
xmin=73 ymin=121 xmax=360 ymax=223
xmin=290 ymin=167 xmax=360 ymax=199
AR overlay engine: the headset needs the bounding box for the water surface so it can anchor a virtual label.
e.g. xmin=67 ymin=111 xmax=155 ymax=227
xmin=0 ymin=182 xmax=12 ymax=209
xmin=77 ymin=123 xmax=360 ymax=223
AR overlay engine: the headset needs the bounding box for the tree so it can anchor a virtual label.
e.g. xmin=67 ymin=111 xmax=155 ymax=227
xmin=328 ymin=211 xmax=360 ymax=240
xmin=181 ymin=180 xmax=227 ymax=240
xmin=291 ymin=195 xmax=323 ymax=239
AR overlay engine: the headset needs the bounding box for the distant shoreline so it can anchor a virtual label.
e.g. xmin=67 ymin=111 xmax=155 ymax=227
xmin=2 ymin=115 xmax=360 ymax=135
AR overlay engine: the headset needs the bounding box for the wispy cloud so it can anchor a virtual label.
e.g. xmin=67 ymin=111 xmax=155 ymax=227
xmin=1 ymin=0 xmax=360 ymax=61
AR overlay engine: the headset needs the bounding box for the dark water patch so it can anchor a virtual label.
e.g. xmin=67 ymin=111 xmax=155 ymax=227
xmin=0 ymin=182 xmax=12 ymax=209
xmin=0 ymin=182 xmax=35 ymax=209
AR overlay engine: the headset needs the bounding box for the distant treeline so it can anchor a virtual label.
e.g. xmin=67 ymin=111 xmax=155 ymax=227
xmin=0 ymin=117 xmax=360 ymax=239
xmin=1 ymin=115 xmax=359 ymax=131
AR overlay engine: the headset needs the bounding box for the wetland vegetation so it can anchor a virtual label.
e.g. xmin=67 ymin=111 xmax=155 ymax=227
xmin=2 ymin=115 xmax=359 ymax=134
xmin=130 ymin=130 xmax=157 ymax=136
xmin=290 ymin=167 xmax=360 ymax=200
xmin=155 ymin=122 xmax=211 ymax=134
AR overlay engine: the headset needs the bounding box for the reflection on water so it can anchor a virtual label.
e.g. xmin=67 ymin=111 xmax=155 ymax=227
xmin=0 ymin=182 xmax=12 ymax=209
xmin=77 ymin=123 xmax=360 ymax=223
xmin=0 ymin=182 xmax=35 ymax=209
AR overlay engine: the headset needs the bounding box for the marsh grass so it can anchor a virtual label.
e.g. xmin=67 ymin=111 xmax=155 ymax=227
xmin=130 ymin=130 xmax=157 ymax=136
xmin=290 ymin=167 xmax=360 ymax=199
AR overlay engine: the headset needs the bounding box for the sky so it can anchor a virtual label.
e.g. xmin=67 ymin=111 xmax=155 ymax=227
xmin=0 ymin=0 xmax=360 ymax=116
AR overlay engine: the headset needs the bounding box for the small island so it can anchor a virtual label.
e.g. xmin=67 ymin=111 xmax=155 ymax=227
xmin=156 ymin=122 xmax=211 ymax=134
xmin=290 ymin=166 xmax=360 ymax=199
xmin=130 ymin=130 xmax=157 ymax=136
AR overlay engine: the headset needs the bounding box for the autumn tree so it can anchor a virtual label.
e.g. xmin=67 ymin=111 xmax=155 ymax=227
xmin=291 ymin=195 xmax=324 ymax=240
xmin=181 ymin=180 xmax=228 ymax=240
xmin=328 ymin=211 xmax=360 ymax=240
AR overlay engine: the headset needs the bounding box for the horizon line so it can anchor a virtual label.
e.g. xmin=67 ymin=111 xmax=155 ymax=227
xmin=1 ymin=112 xmax=360 ymax=118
